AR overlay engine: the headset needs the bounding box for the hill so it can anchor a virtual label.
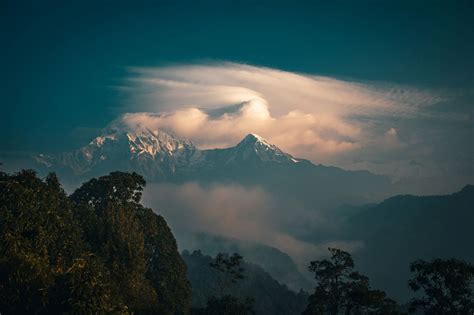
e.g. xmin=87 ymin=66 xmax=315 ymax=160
xmin=341 ymin=185 xmax=474 ymax=302
xmin=183 ymin=250 xmax=308 ymax=315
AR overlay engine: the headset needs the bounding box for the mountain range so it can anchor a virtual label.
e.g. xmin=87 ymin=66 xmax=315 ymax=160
xmin=35 ymin=116 xmax=394 ymax=209
xmin=4 ymin=115 xmax=473 ymax=303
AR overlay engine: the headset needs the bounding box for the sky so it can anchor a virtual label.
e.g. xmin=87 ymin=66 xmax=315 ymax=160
xmin=1 ymin=0 xmax=473 ymax=189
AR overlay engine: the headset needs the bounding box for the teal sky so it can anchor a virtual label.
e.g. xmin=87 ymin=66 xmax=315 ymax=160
xmin=2 ymin=0 xmax=473 ymax=152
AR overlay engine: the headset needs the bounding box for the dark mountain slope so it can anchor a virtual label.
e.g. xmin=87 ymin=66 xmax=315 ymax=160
xmin=342 ymin=185 xmax=474 ymax=302
xmin=180 ymin=233 xmax=313 ymax=292
xmin=183 ymin=250 xmax=308 ymax=315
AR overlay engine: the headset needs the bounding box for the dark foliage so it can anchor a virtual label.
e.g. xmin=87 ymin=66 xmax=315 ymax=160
xmin=304 ymin=248 xmax=400 ymax=315
xmin=209 ymin=253 xmax=245 ymax=294
xmin=0 ymin=170 xmax=191 ymax=314
xmin=194 ymin=252 xmax=254 ymax=314
xmin=184 ymin=250 xmax=307 ymax=315
xmin=193 ymin=295 xmax=255 ymax=315
xmin=408 ymin=258 xmax=474 ymax=314
xmin=341 ymin=185 xmax=474 ymax=301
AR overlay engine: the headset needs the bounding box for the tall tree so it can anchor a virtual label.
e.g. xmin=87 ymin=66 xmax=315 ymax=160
xmin=71 ymin=171 xmax=191 ymax=314
xmin=193 ymin=252 xmax=254 ymax=315
xmin=210 ymin=252 xmax=245 ymax=297
xmin=304 ymin=247 xmax=398 ymax=315
xmin=408 ymin=258 xmax=474 ymax=314
xmin=0 ymin=170 xmax=191 ymax=314
xmin=0 ymin=171 xmax=121 ymax=314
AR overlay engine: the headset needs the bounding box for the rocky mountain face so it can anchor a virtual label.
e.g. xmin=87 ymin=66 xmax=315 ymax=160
xmin=35 ymin=118 xmax=304 ymax=182
xmin=36 ymin=119 xmax=202 ymax=181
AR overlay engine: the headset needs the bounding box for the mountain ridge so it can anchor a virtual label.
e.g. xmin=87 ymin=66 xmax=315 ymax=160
xmin=35 ymin=116 xmax=394 ymax=209
xmin=35 ymin=119 xmax=304 ymax=180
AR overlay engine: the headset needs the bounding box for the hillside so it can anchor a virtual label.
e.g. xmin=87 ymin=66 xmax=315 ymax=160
xmin=342 ymin=185 xmax=474 ymax=302
xmin=183 ymin=250 xmax=308 ymax=315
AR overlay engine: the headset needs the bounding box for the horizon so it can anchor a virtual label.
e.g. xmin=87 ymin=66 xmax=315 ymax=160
xmin=1 ymin=1 xmax=474 ymax=311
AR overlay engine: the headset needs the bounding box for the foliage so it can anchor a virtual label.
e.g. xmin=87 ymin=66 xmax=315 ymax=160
xmin=340 ymin=185 xmax=474 ymax=301
xmin=303 ymin=247 xmax=400 ymax=315
xmin=209 ymin=252 xmax=245 ymax=296
xmin=137 ymin=206 xmax=192 ymax=314
xmin=0 ymin=170 xmax=191 ymax=314
xmin=193 ymin=295 xmax=255 ymax=315
xmin=408 ymin=258 xmax=474 ymax=314
xmin=184 ymin=250 xmax=307 ymax=315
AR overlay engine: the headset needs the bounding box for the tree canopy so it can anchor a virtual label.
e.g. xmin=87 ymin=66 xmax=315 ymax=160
xmin=0 ymin=170 xmax=191 ymax=314
xmin=303 ymin=247 xmax=399 ymax=315
xmin=408 ymin=258 xmax=474 ymax=314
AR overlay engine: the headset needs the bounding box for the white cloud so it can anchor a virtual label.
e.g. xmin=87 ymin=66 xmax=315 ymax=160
xmin=121 ymin=62 xmax=443 ymax=169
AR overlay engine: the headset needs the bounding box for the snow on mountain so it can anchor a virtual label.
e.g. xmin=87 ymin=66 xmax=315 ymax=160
xmin=234 ymin=133 xmax=301 ymax=164
xmin=35 ymin=118 xmax=202 ymax=179
xmin=34 ymin=117 xmax=393 ymax=207
xmin=35 ymin=118 xmax=301 ymax=180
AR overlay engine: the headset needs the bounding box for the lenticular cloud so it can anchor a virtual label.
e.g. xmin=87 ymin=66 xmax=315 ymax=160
xmin=121 ymin=62 xmax=441 ymax=163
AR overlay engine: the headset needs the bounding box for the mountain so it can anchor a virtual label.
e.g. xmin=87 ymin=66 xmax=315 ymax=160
xmin=36 ymin=119 xmax=201 ymax=181
xmin=337 ymin=185 xmax=474 ymax=302
xmin=179 ymin=233 xmax=313 ymax=292
xmin=182 ymin=250 xmax=308 ymax=315
xmin=204 ymin=133 xmax=303 ymax=166
xmin=35 ymin=120 xmax=303 ymax=181
xmin=36 ymin=116 xmax=394 ymax=209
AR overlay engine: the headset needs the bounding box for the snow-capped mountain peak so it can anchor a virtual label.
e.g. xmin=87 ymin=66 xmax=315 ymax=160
xmin=86 ymin=119 xmax=196 ymax=160
xmin=36 ymin=118 xmax=304 ymax=180
xmin=231 ymin=133 xmax=300 ymax=164
xmin=36 ymin=118 xmax=201 ymax=178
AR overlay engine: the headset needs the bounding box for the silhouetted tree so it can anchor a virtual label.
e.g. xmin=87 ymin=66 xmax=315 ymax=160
xmin=184 ymin=250 xmax=307 ymax=315
xmin=193 ymin=252 xmax=254 ymax=314
xmin=194 ymin=295 xmax=255 ymax=315
xmin=210 ymin=252 xmax=245 ymax=296
xmin=408 ymin=258 xmax=474 ymax=314
xmin=303 ymin=247 xmax=399 ymax=315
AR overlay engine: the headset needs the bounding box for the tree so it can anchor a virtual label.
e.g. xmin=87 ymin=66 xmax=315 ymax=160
xmin=0 ymin=170 xmax=121 ymax=314
xmin=408 ymin=258 xmax=474 ymax=314
xmin=136 ymin=206 xmax=192 ymax=314
xmin=304 ymin=247 xmax=399 ymax=315
xmin=71 ymin=172 xmax=157 ymax=312
xmin=210 ymin=252 xmax=245 ymax=296
xmin=193 ymin=252 xmax=254 ymax=315
xmin=195 ymin=295 xmax=255 ymax=315
xmin=0 ymin=170 xmax=191 ymax=314
xmin=71 ymin=171 xmax=191 ymax=314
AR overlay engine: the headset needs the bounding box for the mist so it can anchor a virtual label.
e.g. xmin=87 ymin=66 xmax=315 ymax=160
xmin=141 ymin=181 xmax=363 ymax=274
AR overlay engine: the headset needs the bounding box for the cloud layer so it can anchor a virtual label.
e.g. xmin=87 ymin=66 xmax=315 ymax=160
xmin=122 ymin=62 xmax=442 ymax=164
xmin=142 ymin=182 xmax=363 ymax=272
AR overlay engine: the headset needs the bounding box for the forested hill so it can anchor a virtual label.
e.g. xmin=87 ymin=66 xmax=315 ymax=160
xmin=343 ymin=184 xmax=474 ymax=301
xmin=0 ymin=170 xmax=191 ymax=314
xmin=183 ymin=250 xmax=308 ymax=315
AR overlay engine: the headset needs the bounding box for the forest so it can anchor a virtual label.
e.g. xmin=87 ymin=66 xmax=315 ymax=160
xmin=1 ymin=170 xmax=473 ymax=314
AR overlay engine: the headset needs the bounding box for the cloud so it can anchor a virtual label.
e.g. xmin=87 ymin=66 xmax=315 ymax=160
xmin=142 ymin=182 xmax=362 ymax=271
xmin=121 ymin=62 xmax=442 ymax=164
